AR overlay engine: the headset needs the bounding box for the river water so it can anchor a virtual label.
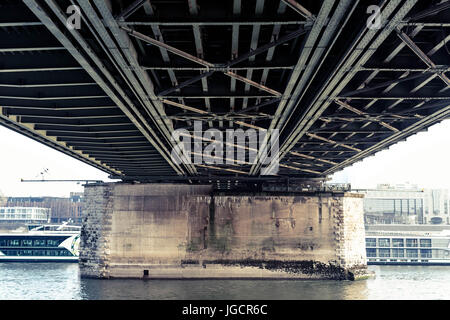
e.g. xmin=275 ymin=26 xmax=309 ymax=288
xmin=0 ymin=263 xmax=449 ymax=300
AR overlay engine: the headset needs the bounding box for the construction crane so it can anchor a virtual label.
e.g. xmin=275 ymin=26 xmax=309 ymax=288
xmin=37 ymin=168 xmax=49 ymax=180
xmin=22 ymin=168 xmax=104 ymax=184
xmin=20 ymin=179 xmax=104 ymax=184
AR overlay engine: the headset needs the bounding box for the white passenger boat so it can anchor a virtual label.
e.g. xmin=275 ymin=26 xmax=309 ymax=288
xmin=365 ymin=225 xmax=450 ymax=265
xmin=0 ymin=222 xmax=80 ymax=262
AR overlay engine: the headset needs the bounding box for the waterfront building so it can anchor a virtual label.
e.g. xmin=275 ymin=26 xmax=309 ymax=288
xmin=4 ymin=193 xmax=83 ymax=224
xmin=424 ymin=189 xmax=449 ymax=224
xmin=355 ymin=184 xmax=449 ymax=225
xmin=0 ymin=207 xmax=50 ymax=223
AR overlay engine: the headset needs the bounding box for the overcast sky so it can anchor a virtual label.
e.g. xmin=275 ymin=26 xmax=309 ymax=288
xmin=0 ymin=119 xmax=449 ymax=197
xmin=0 ymin=126 xmax=114 ymax=198
xmin=331 ymin=118 xmax=450 ymax=191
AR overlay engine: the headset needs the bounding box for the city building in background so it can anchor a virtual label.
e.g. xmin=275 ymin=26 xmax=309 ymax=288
xmin=425 ymin=189 xmax=449 ymax=224
xmin=355 ymin=183 xmax=449 ymax=225
xmin=0 ymin=207 xmax=50 ymax=224
xmin=3 ymin=192 xmax=83 ymax=225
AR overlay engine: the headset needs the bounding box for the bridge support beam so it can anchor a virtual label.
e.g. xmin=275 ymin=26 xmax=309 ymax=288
xmin=80 ymin=183 xmax=368 ymax=280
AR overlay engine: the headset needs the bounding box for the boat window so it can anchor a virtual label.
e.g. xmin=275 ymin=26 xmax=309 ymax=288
xmin=392 ymin=239 xmax=404 ymax=247
xmin=406 ymin=239 xmax=418 ymax=247
xmin=46 ymin=250 xmax=56 ymax=256
xmin=379 ymin=249 xmax=390 ymax=257
xmin=18 ymin=250 xmax=32 ymax=256
xmin=378 ymin=238 xmax=390 ymax=247
xmin=0 ymin=240 xmax=6 ymax=246
xmin=7 ymin=240 xmax=20 ymax=246
xmin=392 ymin=248 xmax=404 ymax=257
xmin=420 ymin=239 xmax=432 ymax=247
xmin=46 ymin=239 xmax=59 ymax=247
xmin=366 ymin=248 xmax=377 ymax=257
xmin=33 ymin=239 xmax=46 ymax=246
xmin=420 ymin=249 xmax=432 ymax=258
xmin=59 ymin=250 xmax=72 ymax=256
xmin=406 ymin=249 xmax=418 ymax=258
xmin=22 ymin=239 xmax=33 ymax=247
xmin=366 ymin=238 xmax=376 ymax=247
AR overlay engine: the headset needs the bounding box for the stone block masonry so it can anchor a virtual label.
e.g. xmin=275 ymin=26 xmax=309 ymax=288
xmin=79 ymin=184 xmax=114 ymax=278
xmin=80 ymin=183 xmax=367 ymax=280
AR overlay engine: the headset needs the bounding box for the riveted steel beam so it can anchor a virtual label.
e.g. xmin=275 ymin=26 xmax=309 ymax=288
xmin=23 ymin=0 xmax=186 ymax=176
xmin=270 ymin=0 xmax=419 ymax=175
xmin=242 ymin=0 xmax=265 ymax=112
xmin=396 ymin=29 xmax=450 ymax=87
xmin=323 ymin=104 xmax=450 ymax=174
xmin=281 ymin=0 xmax=315 ymax=20
xmin=404 ymin=1 xmax=450 ymax=21
xmin=252 ymin=0 xmax=352 ymax=174
xmin=78 ymin=0 xmax=195 ymax=174
xmin=123 ymin=26 xmax=284 ymax=98
xmin=335 ymin=99 xmax=399 ymax=132
xmin=115 ymin=0 xmax=147 ymax=20
xmin=119 ymin=20 xmax=308 ymax=27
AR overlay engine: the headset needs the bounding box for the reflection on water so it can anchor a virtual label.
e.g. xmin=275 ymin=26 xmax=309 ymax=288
xmin=1 ymin=263 xmax=450 ymax=299
xmin=79 ymin=278 xmax=370 ymax=300
xmin=365 ymin=265 xmax=450 ymax=300
xmin=0 ymin=263 xmax=82 ymax=300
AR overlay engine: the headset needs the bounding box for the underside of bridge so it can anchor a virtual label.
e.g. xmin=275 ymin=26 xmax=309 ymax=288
xmin=0 ymin=0 xmax=449 ymax=191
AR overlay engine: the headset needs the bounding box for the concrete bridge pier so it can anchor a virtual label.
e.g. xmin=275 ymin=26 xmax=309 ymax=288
xmin=79 ymin=183 xmax=368 ymax=280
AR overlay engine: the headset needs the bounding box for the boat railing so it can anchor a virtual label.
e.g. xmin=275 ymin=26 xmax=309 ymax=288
xmin=27 ymin=223 xmax=81 ymax=233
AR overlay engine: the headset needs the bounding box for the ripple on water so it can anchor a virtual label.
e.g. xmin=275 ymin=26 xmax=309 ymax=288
xmin=1 ymin=263 xmax=450 ymax=299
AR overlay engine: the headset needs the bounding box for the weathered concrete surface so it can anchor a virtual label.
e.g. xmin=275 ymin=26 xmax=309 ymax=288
xmin=80 ymin=183 xmax=367 ymax=280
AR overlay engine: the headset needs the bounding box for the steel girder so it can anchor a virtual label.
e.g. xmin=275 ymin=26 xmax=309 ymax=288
xmin=0 ymin=0 xmax=449 ymax=187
